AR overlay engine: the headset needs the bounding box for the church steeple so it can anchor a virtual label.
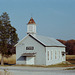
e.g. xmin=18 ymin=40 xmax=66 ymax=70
xmin=27 ymin=17 xmax=36 ymax=35
xmin=27 ymin=17 xmax=36 ymax=24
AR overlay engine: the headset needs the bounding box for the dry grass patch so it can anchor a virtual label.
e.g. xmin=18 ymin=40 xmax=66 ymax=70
xmin=0 ymin=54 xmax=16 ymax=64
xmin=66 ymin=55 xmax=75 ymax=59
xmin=66 ymin=55 xmax=75 ymax=64
xmin=66 ymin=67 xmax=75 ymax=70
xmin=8 ymin=55 xmax=16 ymax=64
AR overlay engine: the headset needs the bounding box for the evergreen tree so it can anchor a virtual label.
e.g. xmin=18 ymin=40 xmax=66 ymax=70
xmin=0 ymin=12 xmax=19 ymax=65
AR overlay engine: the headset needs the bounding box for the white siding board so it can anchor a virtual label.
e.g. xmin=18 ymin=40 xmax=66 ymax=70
xmin=16 ymin=36 xmax=46 ymax=65
xmin=46 ymin=47 xmax=66 ymax=65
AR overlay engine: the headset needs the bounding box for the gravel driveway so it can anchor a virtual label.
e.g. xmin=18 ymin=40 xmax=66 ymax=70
xmin=0 ymin=66 xmax=75 ymax=75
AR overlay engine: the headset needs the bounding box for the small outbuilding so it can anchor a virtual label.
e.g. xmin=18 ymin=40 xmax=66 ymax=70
xmin=15 ymin=17 xmax=66 ymax=65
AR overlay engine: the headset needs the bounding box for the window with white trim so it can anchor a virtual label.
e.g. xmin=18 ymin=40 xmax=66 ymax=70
xmin=55 ymin=51 xmax=56 ymax=59
xmin=48 ymin=51 xmax=49 ymax=60
xmin=26 ymin=46 xmax=34 ymax=50
xmin=59 ymin=51 xmax=60 ymax=59
xmin=51 ymin=51 xmax=52 ymax=60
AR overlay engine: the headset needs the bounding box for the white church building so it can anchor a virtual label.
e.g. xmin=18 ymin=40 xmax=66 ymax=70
xmin=15 ymin=17 xmax=66 ymax=65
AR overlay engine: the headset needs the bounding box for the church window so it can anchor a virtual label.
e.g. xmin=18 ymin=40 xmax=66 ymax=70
xmin=59 ymin=51 xmax=60 ymax=59
xmin=29 ymin=26 xmax=33 ymax=31
xmin=26 ymin=46 xmax=34 ymax=50
xmin=48 ymin=51 xmax=49 ymax=60
xmin=55 ymin=51 xmax=57 ymax=59
xmin=51 ymin=51 xmax=52 ymax=60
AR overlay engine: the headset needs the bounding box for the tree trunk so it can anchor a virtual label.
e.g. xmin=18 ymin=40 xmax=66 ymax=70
xmin=1 ymin=55 xmax=4 ymax=65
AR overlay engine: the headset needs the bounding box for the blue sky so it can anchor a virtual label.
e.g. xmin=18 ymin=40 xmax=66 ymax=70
xmin=0 ymin=0 xmax=75 ymax=40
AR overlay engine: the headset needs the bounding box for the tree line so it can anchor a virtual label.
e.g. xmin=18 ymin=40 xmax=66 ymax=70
xmin=57 ymin=39 xmax=75 ymax=55
xmin=0 ymin=12 xmax=19 ymax=65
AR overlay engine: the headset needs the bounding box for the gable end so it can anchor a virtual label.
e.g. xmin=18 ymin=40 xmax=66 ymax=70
xmin=29 ymin=35 xmax=46 ymax=47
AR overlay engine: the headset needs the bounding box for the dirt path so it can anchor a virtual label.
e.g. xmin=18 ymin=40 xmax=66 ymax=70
xmin=0 ymin=71 xmax=14 ymax=75
xmin=0 ymin=71 xmax=4 ymax=75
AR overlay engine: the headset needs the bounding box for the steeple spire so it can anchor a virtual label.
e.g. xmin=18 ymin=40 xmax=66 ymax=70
xmin=27 ymin=17 xmax=36 ymax=35
xmin=27 ymin=17 xmax=36 ymax=24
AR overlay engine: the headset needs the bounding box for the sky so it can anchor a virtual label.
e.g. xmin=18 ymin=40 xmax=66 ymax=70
xmin=0 ymin=0 xmax=75 ymax=40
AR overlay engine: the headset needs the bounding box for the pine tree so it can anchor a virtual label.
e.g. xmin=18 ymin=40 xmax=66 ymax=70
xmin=0 ymin=12 xmax=19 ymax=65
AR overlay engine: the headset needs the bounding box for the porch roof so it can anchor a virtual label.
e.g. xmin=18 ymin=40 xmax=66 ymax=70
xmin=21 ymin=53 xmax=36 ymax=57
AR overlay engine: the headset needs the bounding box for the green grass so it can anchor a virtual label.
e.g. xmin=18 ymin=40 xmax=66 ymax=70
xmin=65 ymin=68 xmax=75 ymax=70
